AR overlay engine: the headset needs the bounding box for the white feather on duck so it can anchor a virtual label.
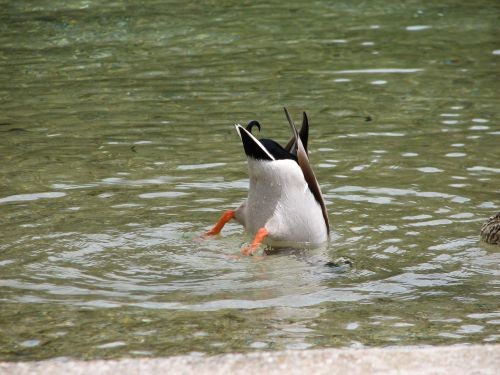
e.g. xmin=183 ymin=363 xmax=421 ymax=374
xmin=205 ymin=108 xmax=329 ymax=255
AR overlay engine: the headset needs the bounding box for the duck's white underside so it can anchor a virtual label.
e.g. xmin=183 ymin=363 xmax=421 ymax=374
xmin=234 ymin=158 xmax=328 ymax=248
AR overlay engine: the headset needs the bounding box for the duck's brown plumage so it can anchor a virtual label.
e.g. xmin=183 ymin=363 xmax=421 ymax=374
xmin=480 ymin=212 xmax=500 ymax=244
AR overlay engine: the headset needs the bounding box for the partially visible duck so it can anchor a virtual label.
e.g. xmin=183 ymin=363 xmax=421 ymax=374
xmin=480 ymin=212 xmax=500 ymax=244
xmin=205 ymin=108 xmax=329 ymax=255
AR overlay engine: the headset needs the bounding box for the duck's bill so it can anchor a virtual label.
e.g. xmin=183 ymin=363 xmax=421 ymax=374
xmin=235 ymin=124 xmax=275 ymax=161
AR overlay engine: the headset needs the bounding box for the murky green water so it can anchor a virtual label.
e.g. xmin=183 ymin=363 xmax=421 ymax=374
xmin=1 ymin=0 xmax=499 ymax=361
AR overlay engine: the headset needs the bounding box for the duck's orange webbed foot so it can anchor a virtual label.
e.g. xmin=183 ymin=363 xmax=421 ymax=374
xmin=241 ymin=228 xmax=269 ymax=256
xmin=204 ymin=210 xmax=235 ymax=237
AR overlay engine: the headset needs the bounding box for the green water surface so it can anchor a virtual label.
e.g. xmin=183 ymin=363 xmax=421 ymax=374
xmin=0 ymin=0 xmax=499 ymax=361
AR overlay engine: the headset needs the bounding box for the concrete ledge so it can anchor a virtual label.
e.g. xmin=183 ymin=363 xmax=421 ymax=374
xmin=1 ymin=344 xmax=498 ymax=375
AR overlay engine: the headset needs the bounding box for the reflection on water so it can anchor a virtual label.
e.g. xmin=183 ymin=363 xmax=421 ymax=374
xmin=0 ymin=0 xmax=499 ymax=361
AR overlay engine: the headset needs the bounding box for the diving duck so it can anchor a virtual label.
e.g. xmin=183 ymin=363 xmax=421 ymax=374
xmin=205 ymin=108 xmax=329 ymax=255
xmin=480 ymin=212 xmax=500 ymax=245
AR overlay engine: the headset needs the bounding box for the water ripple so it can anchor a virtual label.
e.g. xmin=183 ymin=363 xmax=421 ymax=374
xmin=0 ymin=192 xmax=66 ymax=204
